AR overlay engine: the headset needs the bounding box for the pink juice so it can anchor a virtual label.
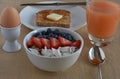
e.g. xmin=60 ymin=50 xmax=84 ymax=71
xmin=86 ymin=0 xmax=120 ymax=38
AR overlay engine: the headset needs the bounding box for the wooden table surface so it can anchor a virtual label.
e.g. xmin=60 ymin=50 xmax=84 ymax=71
xmin=0 ymin=0 xmax=120 ymax=79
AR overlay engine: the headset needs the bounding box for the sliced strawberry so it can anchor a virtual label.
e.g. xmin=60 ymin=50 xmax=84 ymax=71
xmin=26 ymin=40 xmax=34 ymax=47
xmin=58 ymin=36 xmax=72 ymax=46
xmin=50 ymin=37 xmax=60 ymax=49
xmin=40 ymin=38 xmax=51 ymax=49
xmin=72 ymin=40 xmax=81 ymax=48
xmin=32 ymin=37 xmax=43 ymax=49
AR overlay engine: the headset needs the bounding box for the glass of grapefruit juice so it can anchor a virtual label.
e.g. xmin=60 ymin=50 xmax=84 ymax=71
xmin=86 ymin=0 xmax=120 ymax=46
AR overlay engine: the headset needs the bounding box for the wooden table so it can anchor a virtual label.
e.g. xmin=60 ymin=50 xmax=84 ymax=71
xmin=0 ymin=0 xmax=120 ymax=79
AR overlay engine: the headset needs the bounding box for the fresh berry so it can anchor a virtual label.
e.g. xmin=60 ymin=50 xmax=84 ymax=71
xmin=33 ymin=32 xmax=40 ymax=37
xmin=48 ymin=33 xmax=54 ymax=37
xmin=33 ymin=32 xmax=39 ymax=37
xmin=32 ymin=37 xmax=43 ymax=49
xmin=58 ymin=36 xmax=72 ymax=46
xmin=47 ymin=28 xmax=53 ymax=34
xmin=48 ymin=33 xmax=58 ymax=39
xmin=61 ymin=33 xmax=75 ymax=42
xmin=42 ymin=35 xmax=49 ymax=39
xmin=72 ymin=40 xmax=81 ymax=48
xmin=41 ymin=31 xmax=47 ymax=35
xmin=61 ymin=33 xmax=66 ymax=38
xmin=50 ymin=37 xmax=60 ymax=49
xmin=53 ymin=29 xmax=60 ymax=35
xmin=26 ymin=40 xmax=34 ymax=47
xmin=37 ymin=32 xmax=43 ymax=38
xmin=66 ymin=34 xmax=75 ymax=42
xmin=40 ymin=38 xmax=51 ymax=49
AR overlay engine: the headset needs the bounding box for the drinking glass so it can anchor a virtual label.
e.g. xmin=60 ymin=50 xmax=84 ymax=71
xmin=86 ymin=0 xmax=120 ymax=46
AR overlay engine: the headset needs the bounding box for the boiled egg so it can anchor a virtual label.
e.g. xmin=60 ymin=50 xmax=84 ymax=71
xmin=0 ymin=6 xmax=20 ymax=28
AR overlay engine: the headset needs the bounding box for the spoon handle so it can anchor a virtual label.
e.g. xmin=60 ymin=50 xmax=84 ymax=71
xmin=98 ymin=64 xmax=102 ymax=79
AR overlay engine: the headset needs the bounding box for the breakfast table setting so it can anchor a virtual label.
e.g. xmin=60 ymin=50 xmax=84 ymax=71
xmin=0 ymin=0 xmax=120 ymax=79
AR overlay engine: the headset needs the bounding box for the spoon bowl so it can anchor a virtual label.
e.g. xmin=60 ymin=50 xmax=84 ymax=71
xmin=89 ymin=46 xmax=105 ymax=65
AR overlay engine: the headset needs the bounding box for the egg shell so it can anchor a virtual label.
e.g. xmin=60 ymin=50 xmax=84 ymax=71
xmin=0 ymin=7 xmax=20 ymax=28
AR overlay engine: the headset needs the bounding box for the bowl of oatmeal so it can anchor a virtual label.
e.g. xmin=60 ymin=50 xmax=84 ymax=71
xmin=23 ymin=27 xmax=84 ymax=72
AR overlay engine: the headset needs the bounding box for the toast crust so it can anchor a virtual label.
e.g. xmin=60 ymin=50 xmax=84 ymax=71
xmin=36 ymin=9 xmax=71 ymax=28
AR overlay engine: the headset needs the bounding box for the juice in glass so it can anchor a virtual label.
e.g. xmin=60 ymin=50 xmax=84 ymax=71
xmin=87 ymin=0 xmax=120 ymax=39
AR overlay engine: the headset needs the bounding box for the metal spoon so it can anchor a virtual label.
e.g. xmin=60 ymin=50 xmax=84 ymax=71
xmin=88 ymin=45 xmax=105 ymax=79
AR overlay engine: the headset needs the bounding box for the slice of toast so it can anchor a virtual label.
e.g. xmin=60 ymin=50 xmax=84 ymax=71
xmin=36 ymin=9 xmax=71 ymax=28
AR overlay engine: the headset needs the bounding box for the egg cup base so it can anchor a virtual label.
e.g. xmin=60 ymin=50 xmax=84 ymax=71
xmin=3 ymin=40 xmax=21 ymax=53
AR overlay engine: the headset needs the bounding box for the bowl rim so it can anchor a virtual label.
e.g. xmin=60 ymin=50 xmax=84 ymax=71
xmin=23 ymin=27 xmax=84 ymax=59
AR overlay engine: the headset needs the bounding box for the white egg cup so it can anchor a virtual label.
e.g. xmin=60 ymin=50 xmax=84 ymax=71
xmin=0 ymin=24 xmax=21 ymax=52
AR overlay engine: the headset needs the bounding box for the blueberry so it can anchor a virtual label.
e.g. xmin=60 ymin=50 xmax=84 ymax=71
xmin=37 ymin=32 xmax=43 ymax=38
xmin=49 ymin=33 xmax=54 ymax=37
xmin=48 ymin=33 xmax=58 ymax=39
xmin=71 ymin=38 xmax=76 ymax=42
xmin=41 ymin=31 xmax=47 ymax=35
xmin=42 ymin=35 xmax=49 ymax=39
xmin=54 ymin=35 xmax=58 ymax=39
xmin=57 ymin=33 xmax=61 ymax=37
xmin=66 ymin=35 xmax=75 ymax=42
xmin=61 ymin=33 xmax=67 ymax=38
xmin=61 ymin=33 xmax=75 ymax=42
xmin=53 ymin=29 xmax=60 ymax=35
xmin=33 ymin=32 xmax=41 ymax=37
xmin=47 ymin=28 xmax=53 ymax=34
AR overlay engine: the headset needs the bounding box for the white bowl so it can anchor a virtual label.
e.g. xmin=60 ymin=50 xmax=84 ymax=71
xmin=23 ymin=27 xmax=84 ymax=72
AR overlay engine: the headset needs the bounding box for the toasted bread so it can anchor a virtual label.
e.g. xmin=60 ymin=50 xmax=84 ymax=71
xmin=36 ymin=9 xmax=71 ymax=28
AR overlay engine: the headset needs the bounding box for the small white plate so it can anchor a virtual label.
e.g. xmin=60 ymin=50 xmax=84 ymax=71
xmin=20 ymin=1 xmax=86 ymax=30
